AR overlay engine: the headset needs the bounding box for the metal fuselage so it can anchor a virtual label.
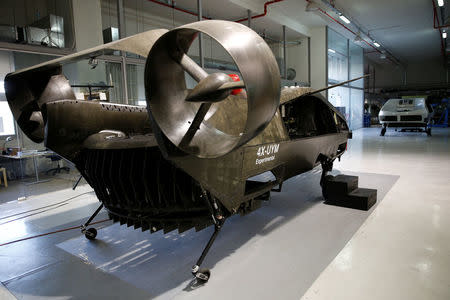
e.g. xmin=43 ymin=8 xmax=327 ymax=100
xmin=5 ymin=21 xmax=350 ymax=234
xmin=40 ymin=92 xmax=349 ymax=233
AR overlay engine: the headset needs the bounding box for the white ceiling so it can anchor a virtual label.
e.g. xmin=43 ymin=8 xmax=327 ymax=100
xmin=175 ymin=0 xmax=307 ymax=40
xmin=334 ymin=0 xmax=443 ymax=64
xmin=148 ymin=0 xmax=445 ymax=65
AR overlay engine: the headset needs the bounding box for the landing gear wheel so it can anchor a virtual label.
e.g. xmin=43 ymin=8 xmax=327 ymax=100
xmin=195 ymin=269 xmax=211 ymax=284
xmin=426 ymin=127 xmax=432 ymax=136
xmin=380 ymin=127 xmax=386 ymax=136
xmin=84 ymin=228 xmax=97 ymax=240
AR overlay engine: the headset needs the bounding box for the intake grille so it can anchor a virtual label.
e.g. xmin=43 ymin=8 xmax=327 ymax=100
xmin=381 ymin=116 xmax=397 ymax=121
xmin=400 ymin=115 xmax=422 ymax=121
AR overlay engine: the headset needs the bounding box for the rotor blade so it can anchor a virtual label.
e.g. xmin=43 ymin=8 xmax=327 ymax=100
xmin=178 ymin=103 xmax=212 ymax=148
xmin=306 ymin=74 xmax=370 ymax=96
xmin=177 ymin=54 xmax=214 ymax=147
xmin=216 ymin=80 xmax=246 ymax=91
xmin=179 ymin=54 xmax=208 ymax=82
xmin=185 ymin=74 xmax=246 ymax=103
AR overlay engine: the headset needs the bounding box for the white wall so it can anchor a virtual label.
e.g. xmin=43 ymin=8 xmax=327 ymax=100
xmin=69 ymin=0 xmax=107 ymax=98
xmin=286 ymin=37 xmax=309 ymax=83
xmin=368 ymin=59 xmax=448 ymax=89
xmin=73 ymin=0 xmax=103 ymax=51
xmin=310 ymin=26 xmax=327 ymax=95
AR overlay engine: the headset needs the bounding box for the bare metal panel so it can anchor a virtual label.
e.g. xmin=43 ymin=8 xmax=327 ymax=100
xmin=4 ymin=20 xmax=351 ymax=283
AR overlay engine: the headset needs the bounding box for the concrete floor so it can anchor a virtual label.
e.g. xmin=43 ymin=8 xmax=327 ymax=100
xmin=0 ymin=127 xmax=448 ymax=300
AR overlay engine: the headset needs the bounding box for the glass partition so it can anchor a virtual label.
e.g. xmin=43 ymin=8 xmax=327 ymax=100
xmin=327 ymin=27 xmax=364 ymax=130
xmin=126 ymin=63 xmax=145 ymax=106
xmin=349 ymin=42 xmax=364 ymax=88
xmin=62 ymin=60 xmax=124 ymax=103
xmin=328 ymin=29 xmax=348 ymax=83
xmin=328 ymin=85 xmax=350 ymax=123
xmin=350 ymin=88 xmax=364 ymax=129
xmin=13 ymin=52 xmax=58 ymax=69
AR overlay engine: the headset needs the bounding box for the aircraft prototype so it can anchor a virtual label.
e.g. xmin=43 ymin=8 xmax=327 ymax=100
xmin=5 ymin=20 xmax=361 ymax=283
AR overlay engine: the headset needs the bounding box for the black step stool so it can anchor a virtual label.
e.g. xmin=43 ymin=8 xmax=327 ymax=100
xmin=322 ymin=174 xmax=377 ymax=211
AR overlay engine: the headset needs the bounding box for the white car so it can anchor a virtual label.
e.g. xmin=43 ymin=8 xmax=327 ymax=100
xmin=378 ymin=98 xmax=433 ymax=136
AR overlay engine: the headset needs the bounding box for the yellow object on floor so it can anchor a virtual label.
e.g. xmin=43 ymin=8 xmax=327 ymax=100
xmin=0 ymin=168 xmax=7 ymax=188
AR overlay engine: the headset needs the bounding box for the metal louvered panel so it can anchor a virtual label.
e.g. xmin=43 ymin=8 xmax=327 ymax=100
xmin=78 ymin=147 xmax=213 ymax=234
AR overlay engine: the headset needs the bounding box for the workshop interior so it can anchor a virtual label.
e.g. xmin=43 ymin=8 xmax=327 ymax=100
xmin=0 ymin=1 xmax=449 ymax=299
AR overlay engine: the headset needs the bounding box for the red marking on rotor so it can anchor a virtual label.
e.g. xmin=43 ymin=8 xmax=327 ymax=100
xmin=228 ymin=74 xmax=242 ymax=95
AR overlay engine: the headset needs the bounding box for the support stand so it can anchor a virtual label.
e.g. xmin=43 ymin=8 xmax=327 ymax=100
xmin=191 ymin=188 xmax=226 ymax=284
xmin=81 ymin=203 xmax=104 ymax=240
xmin=320 ymin=155 xmax=377 ymax=211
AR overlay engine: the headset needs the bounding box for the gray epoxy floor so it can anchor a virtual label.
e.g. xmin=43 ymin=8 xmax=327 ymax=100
xmin=0 ymin=127 xmax=448 ymax=300
xmin=0 ymin=172 xmax=85 ymax=205
xmin=302 ymin=127 xmax=450 ymax=300
xmin=55 ymin=171 xmax=396 ymax=300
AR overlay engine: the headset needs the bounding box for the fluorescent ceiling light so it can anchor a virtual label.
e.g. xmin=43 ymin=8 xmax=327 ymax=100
xmin=443 ymin=32 xmax=447 ymax=39
xmin=437 ymin=0 xmax=444 ymax=7
xmin=373 ymin=42 xmax=380 ymax=47
xmin=328 ymin=48 xmax=336 ymax=53
xmin=339 ymin=15 xmax=351 ymax=24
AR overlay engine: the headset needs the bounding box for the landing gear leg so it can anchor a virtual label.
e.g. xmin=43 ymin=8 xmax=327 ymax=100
xmin=191 ymin=219 xmax=225 ymax=284
xmin=81 ymin=203 xmax=104 ymax=240
xmin=191 ymin=189 xmax=226 ymax=284
xmin=426 ymin=126 xmax=432 ymax=136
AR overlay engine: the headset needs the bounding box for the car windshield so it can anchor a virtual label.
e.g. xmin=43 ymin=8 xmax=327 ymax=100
xmin=398 ymin=99 xmax=414 ymax=105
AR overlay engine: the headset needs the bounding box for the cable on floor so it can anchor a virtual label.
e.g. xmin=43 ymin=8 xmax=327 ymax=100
xmin=0 ymin=202 xmax=71 ymax=226
xmin=0 ymin=191 xmax=95 ymax=222
xmin=0 ymin=219 xmax=111 ymax=247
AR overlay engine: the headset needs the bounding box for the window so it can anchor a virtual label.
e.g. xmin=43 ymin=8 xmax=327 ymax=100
xmin=0 ymin=51 xmax=16 ymax=136
xmin=126 ymin=64 xmax=145 ymax=106
xmin=0 ymin=102 xmax=15 ymax=136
